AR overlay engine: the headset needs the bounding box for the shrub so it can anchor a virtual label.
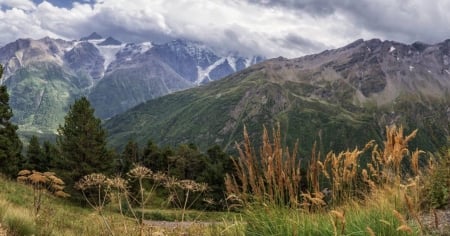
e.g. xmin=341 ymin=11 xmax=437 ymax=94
xmin=422 ymin=146 xmax=450 ymax=209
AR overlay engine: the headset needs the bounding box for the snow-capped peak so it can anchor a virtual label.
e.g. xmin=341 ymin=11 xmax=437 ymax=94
xmin=139 ymin=42 xmax=153 ymax=53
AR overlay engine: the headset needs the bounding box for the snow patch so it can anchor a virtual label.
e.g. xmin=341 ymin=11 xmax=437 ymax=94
xmin=96 ymin=44 xmax=125 ymax=70
xmin=226 ymin=56 xmax=237 ymax=72
xmin=445 ymin=69 xmax=450 ymax=75
xmin=245 ymin=58 xmax=253 ymax=68
xmin=87 ymin=39 xmax=104 ymax=44
xmin=139 ymin=42 xmax=153 ymax=54
xmin=196 ymin=58 xmax=226 ymax=85
xmin=409 ymin=66 xmax=414 ymax=71
xmin=389 ymin=46 xmax=396 ymax=53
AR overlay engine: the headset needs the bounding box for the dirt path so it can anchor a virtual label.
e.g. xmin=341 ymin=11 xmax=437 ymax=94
xmin=144 ymin=220 xmax=217 ymax=235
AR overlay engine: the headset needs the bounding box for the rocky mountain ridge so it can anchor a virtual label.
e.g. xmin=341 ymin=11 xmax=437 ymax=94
xmin=105 ymin=38 xmax=450 ymax=153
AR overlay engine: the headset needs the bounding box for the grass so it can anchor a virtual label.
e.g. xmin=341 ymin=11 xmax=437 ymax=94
xmin=225 ymin=124 xmax=447 ymax=235
xmin=0 ymin=172 xmax=238 ymax=235
xmin=241 ymin=189 xmax=420 ymax=236
xmin=1 ymin=124 xmax=448 ymax=235
xmin=1 ymin=169 xmax=423 ymax=235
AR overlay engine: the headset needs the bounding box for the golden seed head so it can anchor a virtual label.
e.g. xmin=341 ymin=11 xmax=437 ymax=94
xmin=29 ymin=173 xmax=48 ymax=184
xmin=128 ymin=165 xmax=153 ymax=178
xmin=17 ymin=169 xmax=31 ymax=176
xmin=396 ymin=225 xmax=413 ymax=233
xmin=108 ymin=176 xmax=128 ymax=190
xmin=75 ymin=173 xmax=107 ymax=190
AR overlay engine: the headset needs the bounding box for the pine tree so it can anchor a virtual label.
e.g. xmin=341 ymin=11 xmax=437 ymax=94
xmin=42 ymin=141 xmax=59 ymax=170
xmin=0 ymin=65 xmax=23 ymax=177
xmin=23 ymin=135 xmax=44 ymax=171
xmin=142 ymin=140 xmax=167 ymax=171
xmin=120 ymin=140 xmax=140 ymax=174
xmin=56 ymin=97 xmax=114 ymax=201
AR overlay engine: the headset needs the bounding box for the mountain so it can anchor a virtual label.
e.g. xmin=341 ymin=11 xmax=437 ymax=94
xmin=105 ymin=38 xmax=450 ymax=154
xmin=0 ymin=33 xmax=262 ymax=136
xmin=80 ymin=32 xmax=103 ymax=41
xmin=97 ymin=37 xmax=122 ymax=46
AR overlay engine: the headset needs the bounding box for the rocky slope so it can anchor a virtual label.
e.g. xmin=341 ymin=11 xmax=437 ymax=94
xmin=0 ymin=33 xmax=262 ymax=135
xmin=105 ymin=39 xmax=450 ymax=153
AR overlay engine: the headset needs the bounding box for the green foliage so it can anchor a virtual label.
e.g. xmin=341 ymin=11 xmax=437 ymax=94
xmin=119 ymin=140 xmax=231 ymax=210
xmin=243 ymin=203 xmax=419 ymax=236
xmin=0 ymin=65 xmax=23 ymax=177
xmin=42 ymin=140 xmax=59 ymax=170
xmin=119 ymin=140 xmax=140 ymax=174
xmin=424 ymin=144 xmax=450 ymax=209
xmin=142 ymin=140 xmax=168 ymax=172
xmin=166 ymin=144 xmax=231 ymax=209
xmin=105 ymin=64 xmax=448 ymax=157
xmin=6 ymin=63 xmax=84 ymax=136
xmin=56 ymin=97 xmax=115 ymax=202
xmin=22 ymin=135 xmax=49 ymax=172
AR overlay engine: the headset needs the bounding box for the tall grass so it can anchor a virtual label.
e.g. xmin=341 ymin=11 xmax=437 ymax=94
xmin=226 ymin=124 xmax=429 ymax=235
xmin=225 ymin=124 xmax=302 ymax=207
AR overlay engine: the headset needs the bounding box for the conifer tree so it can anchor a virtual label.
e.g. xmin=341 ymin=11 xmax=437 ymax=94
xmin=24 ymin=135 xmax=43 ymax=171
xmin=56 ymin=97 xmax=114 ymax=201
xmin=0 ymin=65 xmax=23 ymax=177
xmin=142 ymin=140 xmax=167 ymax=171
xmin=120 ymin=140 xmax=140 ymax=174
xmin=42 ymin=141 xmax=59 ymax=170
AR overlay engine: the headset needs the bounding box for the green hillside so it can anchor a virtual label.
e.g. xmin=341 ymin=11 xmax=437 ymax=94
xmin=6 ymin=62 xmax=86 ymax=136
xmin=105 ymin=60 xmax=449 ymax=154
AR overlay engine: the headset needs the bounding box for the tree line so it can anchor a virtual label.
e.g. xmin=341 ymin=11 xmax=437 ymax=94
xmin=0 ymin=64 xmax=232 ymax=209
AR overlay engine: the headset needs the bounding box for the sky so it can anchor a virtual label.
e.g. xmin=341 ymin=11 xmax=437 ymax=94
xmin=0 ymin=0 xmax=449 ymax=58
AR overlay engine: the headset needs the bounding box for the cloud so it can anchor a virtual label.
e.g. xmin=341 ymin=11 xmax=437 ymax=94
xmin=336 ymin=0 xmax=450 ymax=44
xmin=246 ymin=0 xmax=450 ymax=44
xmin=247 ymin=0 xmax=336 ymax=16
xmin=0 ymin=0 xmax=36 ymax=11
xmin=0 ymin=0 xmax=449 ymax=58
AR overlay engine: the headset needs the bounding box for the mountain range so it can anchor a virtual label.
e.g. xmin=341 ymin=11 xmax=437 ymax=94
xmin=0 ymin=32 xmax=262 ymax=137
xmin=105 ymin=38 xmax=450 ymax=154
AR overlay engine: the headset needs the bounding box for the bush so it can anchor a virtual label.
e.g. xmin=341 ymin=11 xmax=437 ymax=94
xmin=423 ymin=148 xmax=450 ymax=209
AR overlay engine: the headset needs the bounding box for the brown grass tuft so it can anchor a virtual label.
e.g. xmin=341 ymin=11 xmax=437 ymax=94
xmin=366 ymin=226 xmax=375 ymax=236
xmin=225 ymin=123 xmax=302 ymax=207
xmin=396 ymin=224 xmax=413 ymax=233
